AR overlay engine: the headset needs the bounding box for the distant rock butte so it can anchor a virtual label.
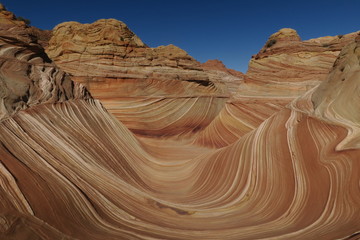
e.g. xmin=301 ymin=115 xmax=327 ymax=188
xmin=201 ymin=59 xmax=244 ymax=78
xmin=248 ymin=28 xmax=359 ymax=85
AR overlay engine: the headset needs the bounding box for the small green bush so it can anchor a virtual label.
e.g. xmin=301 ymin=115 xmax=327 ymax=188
xmin=0 ymin=3 xmax=7 ymax=11
xmin=16 ymin=16 xmax=31 ymax=25
xmin=266 ymin=39 xmax=277 ymax=48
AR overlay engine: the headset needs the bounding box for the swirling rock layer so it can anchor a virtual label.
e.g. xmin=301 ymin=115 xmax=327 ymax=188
xmin=1 ymin=9 xmax=360 ymax=240
xmin=201 ymin=59 xmax=244 ymax=95
xmin=1 ymin=89 xmax=360 ymax=239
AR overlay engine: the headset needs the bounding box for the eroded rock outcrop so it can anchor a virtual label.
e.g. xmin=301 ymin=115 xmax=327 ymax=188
xmin=248 ymin=28 xmax=358 ymax=85
xmin=0 ymin=8 xmax=90 ymax=121
xmin=46 ymin=19 xmax=230 ymax=137
xmin=46 ymin=19 xmax=220 ymax=96
xmin=1 ymin=6 xmax=360 ymax=239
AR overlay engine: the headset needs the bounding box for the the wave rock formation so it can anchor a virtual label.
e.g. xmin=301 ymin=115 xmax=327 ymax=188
xmin=0 ymin=8 xmax=360 ymax=240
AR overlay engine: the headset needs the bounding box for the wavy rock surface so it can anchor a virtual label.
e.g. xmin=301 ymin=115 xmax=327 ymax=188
xmin=242 ymin=28 xmax=359 ymax=106
xmin=46 ymin=20 xmax=231 ymax=137
xmin=1 ymin=36 xmax=360 ymax=238
xmin=1 ymin=8 xmax=360 ymax=239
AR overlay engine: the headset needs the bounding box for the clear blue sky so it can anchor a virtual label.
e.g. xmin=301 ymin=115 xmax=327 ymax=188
xmin=4 ymin=0 xmax=360 ymax=72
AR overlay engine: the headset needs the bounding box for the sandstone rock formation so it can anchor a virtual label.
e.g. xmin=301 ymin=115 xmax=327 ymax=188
xmin=46 ymin=19 xmax=232 ymax=137
xmin=248 ymin=28 xmax=358 ymax=87
xmin=194 ymin=29 xmax=360 ymax=148
xmin=0 ymin=5 xmax=51 ymax=48
xmin=1 ymin=7 xmax=360 ymax=239
xmin=2 ymin=26 xmax=360 ymax=239
xmin=0 ymin=8 xmax=89 ymax=121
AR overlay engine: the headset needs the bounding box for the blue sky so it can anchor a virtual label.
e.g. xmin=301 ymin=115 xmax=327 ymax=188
xmin=4 ymin=0 xmax=360 ymax=72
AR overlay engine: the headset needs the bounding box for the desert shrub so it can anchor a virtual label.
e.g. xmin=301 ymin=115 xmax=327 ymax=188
xmin=337 ymin=34 xmax=344 ymax=39
xmin=0 ymin=3 xmax=7 ymax=11
xmin=16 ymin=16 xmax=31 ymax=25
xmin=266 ymin=39 xmax=277 ymax=48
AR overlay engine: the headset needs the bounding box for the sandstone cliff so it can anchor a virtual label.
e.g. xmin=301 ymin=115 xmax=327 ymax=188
xmin=46 ymin=19 xmax=218 ymax=96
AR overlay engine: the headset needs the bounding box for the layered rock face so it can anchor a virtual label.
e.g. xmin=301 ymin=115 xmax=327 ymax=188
xmin=46 ymin=19 xmax=213 ymax=94
xmin=1 ymin=20 xmax=360 ymax=239
xmin=247 ymin=28 xmax=358 ymax=89
xmin=1 ymin=6 xmax=360 ymax=239
xmin=311 ymin=33 xmax=360 ymax=150
xmin=46 ymin=20 xmax=232 ymax=137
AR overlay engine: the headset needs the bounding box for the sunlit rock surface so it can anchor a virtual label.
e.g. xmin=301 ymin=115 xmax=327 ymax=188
xmin=46 ymin=19 xmax=233 ymax=137
xmin=1 ymin=9 xmax=360 ymax=240
xmin=248 ymin=28 xmax=358 ymax=85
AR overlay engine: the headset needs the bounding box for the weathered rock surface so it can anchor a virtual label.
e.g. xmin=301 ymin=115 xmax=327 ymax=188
xmin=248 ymin=28 xmax=358 ymax=85
xmin=1 ymin=28 xmax=360 ymax=239
xmin=1 ymin=7 xmax=360 ymax=239
xmin=310 ymin=33 xmax=360 ymax=150
xmin=46 ymin=19 xmax=219 ymax=96
xmin=46 ymin=19 xmax=230 ymax=137
xmin=0 ymin=8 xmax=90 ymax=121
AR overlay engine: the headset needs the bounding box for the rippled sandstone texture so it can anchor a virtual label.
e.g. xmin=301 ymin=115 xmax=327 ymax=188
xmin=1 ymin=7 xmax=360 ymax=240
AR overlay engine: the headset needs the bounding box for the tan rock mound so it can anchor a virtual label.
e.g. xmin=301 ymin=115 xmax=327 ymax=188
xmin=311 ymin=32 xmax=360 ymax=150
xmin=249 ymin=28 xmax=358 ymax=85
